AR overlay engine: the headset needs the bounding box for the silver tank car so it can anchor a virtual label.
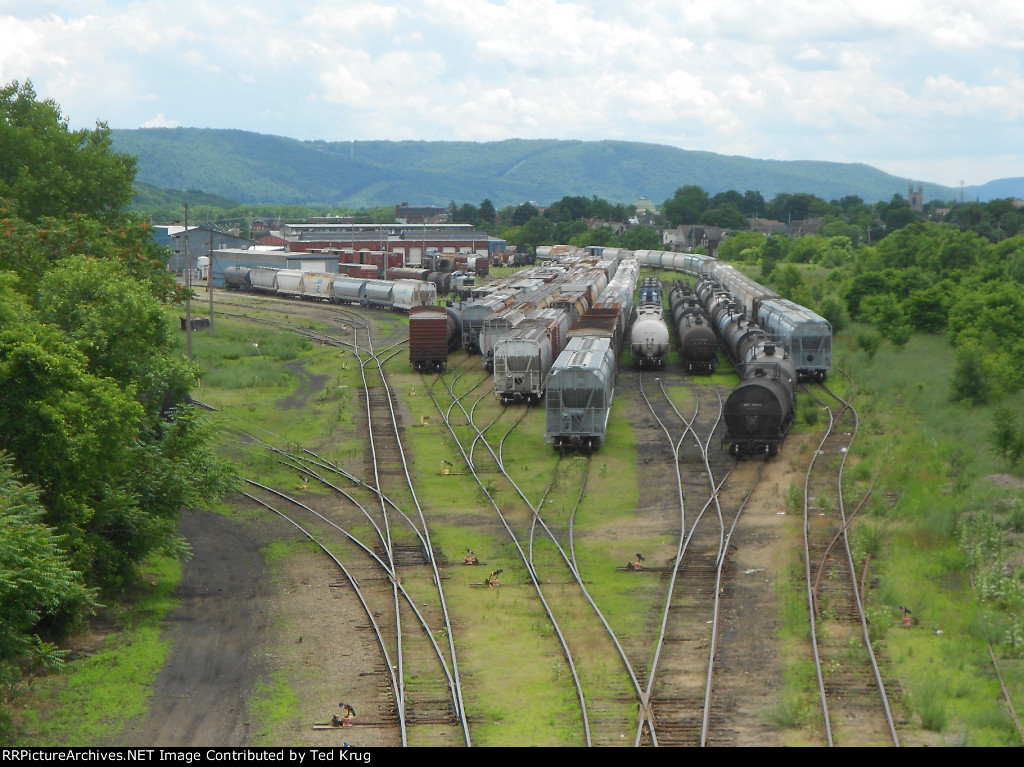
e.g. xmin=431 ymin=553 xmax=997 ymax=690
xmin=223 ymin=266 xmax=252 ymax=291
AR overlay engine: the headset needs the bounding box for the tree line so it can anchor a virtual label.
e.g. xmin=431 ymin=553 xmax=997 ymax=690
xmin=0 ymin=80 xmax=235 ymax=735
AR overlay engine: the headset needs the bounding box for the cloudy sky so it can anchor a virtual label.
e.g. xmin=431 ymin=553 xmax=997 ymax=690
xmin=3 ymin=1 xmax=1022 ymax=188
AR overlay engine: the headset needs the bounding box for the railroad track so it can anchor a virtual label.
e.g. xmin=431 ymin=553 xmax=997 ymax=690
xmin=207 ymin=299 xmax=471 ymax=746
xmin=633 ymin=372 xmax=735 ymax=745
xmin=423 ymin=361 xmax=651 ymax=746
xmin=803 ymin=381 xmax=901 ymax=747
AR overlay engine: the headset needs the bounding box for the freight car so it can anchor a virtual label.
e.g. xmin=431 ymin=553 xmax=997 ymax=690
xmin=630 ymin=277 xmax=669 ymax=370
xmin=492 ymin=309 xmax=569 ymax=404
xmin=545 ymin=336 xmax=617 ymax=453
xmin=755 ymin=298 xmax=832 ymax=382
xmin=409 ymin=305 xmax=462 ymax=372
xmin=670 ymin=282 xmax=717 ymax=374
xmin=722 ymin=340 xmax=796 ymax=457
xmin=223 ymin=265 xmax=253 ymax=291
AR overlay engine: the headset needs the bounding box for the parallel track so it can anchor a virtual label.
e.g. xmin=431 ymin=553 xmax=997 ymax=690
xmin=802 ymin=382 xmax=901 ymax=747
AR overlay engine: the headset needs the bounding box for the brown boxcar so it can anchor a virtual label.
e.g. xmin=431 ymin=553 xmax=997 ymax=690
xmin=409 ymin=305 xmax=462 ymax=372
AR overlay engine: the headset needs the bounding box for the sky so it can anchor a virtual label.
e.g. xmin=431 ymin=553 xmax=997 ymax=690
xmin=2 ymin=1 xmax=1022 ymax=189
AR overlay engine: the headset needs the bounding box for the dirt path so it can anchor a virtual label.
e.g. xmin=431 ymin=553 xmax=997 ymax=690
xmin=118 ymin=510 xmax=282 ymax=746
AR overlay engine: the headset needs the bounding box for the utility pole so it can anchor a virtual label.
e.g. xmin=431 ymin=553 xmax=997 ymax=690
xmin=184 ymin=204 xmax=192 ymax=360
xmin=208 ymin=228 xmax=214 ymax=333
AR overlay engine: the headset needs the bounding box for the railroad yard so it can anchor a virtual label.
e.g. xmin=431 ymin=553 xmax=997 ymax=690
xmin=109 ymin=270 xmax=939 ymax=749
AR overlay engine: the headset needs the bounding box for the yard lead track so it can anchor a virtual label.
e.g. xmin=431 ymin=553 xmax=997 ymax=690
xmin=633 ymin=372 xmax=766 ymax=746
xmin=803 ymin=381 xmax=900 ymax=747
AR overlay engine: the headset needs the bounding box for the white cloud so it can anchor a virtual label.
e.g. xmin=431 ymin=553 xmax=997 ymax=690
xmin=142 ymin=112 xmax=180 ymax=128
xmin=0 ymin=0 xmax=1021 ymax=184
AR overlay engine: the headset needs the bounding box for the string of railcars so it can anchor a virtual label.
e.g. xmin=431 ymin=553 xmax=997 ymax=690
xmin=223 ymin=265 xmax=438 ymax=312
xmin=669 ymin=282 xmax=718 ymax=374
xmin=543 ymin=255 xmax=640 ymax=452
xmin=700 ymin=278 xmax=797 ymax=457
xmin=409 ymin=249 xmax=639 ymax=452
xmin=408 ymin=250 xmax=632 ymax=379
xmin=601 ymin=249 xmax=832 ymax=382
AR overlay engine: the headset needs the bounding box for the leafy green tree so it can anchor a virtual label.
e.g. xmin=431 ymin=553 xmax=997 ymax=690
xmin=843 ymin=271 xmax=889 ymax=318
xmin=0 ymin=208 xmax=177 ymax=299
xmin=0 ymin=310 xmax=145 ymax=580
xmin=36 ymin=256 xmax=195 ymax=409
xmin=701 ymin=202 xmax=747 ymax=229
xmin=766 ymin=192 xmax=827 ymax=222
xmin=818 ymin=219 xmax=863 ymax=246
xmin=717 ymin=230 xmax=765 ymax=262
xmin=553 ymin=220 xmax=587 ymax=244
xmin=662 ymin=185 xmax=709 ymax=226
xmin=816 ymin=294 xmax=847 ymax=333
xmin=856 ymin=332 xmax=882 ymax=362
xmin=619 ymin=226 xmax=661 ymax=250
xmin=0 ymin=453 xmax=95 ymax=698
xmin=949 ymin=345 xmax=991 ymax=406
xmin=741 ymin=190 xmax=766 ymax=217
xmin=881 ymin=195 xmax=918 ymax=231
xmin=769 ymin=263 xmax=804 ymax=300
xmin=544 ymin=196 xmax=589 ymax=223
xmin=903 ymin=284 xmax=950 ymax=333
xmin=479 ymin=198 xmax=496 ymax=226
xmin=0 ymin=81 xmax=134 ymax=224
xmin=860 ymin=294 xmax=907 ymax=338
xmin=0 ymin=80 xmax=237 ymax=689
xmin=518 ymin=215 xmax=553 ymax=250
xmin=511 ymin=202 xmax=540 ymax=226
xmin=760 ymin=234 xmax=787 ymax=279
xmin=455 ymin=202 xmax=479 ymax=224
xmin=569 ymin=225 xmax=616 ymax=248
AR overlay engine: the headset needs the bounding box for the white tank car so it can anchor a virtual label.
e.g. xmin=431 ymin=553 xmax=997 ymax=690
xmin=630 ymin=305 xmax=670 ymax=369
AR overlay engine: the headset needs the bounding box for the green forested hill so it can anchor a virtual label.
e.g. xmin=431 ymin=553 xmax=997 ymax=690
xmin=110 ymin=128 xmax=967 ymax=208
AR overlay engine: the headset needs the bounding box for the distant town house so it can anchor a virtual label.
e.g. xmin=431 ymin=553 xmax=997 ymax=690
xmin=661 ymin=225 xmax=729 ymax=255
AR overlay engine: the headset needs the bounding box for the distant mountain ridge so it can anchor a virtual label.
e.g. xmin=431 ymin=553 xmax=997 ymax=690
xmin=109 ymin=127 xmax=1021 ymax=209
